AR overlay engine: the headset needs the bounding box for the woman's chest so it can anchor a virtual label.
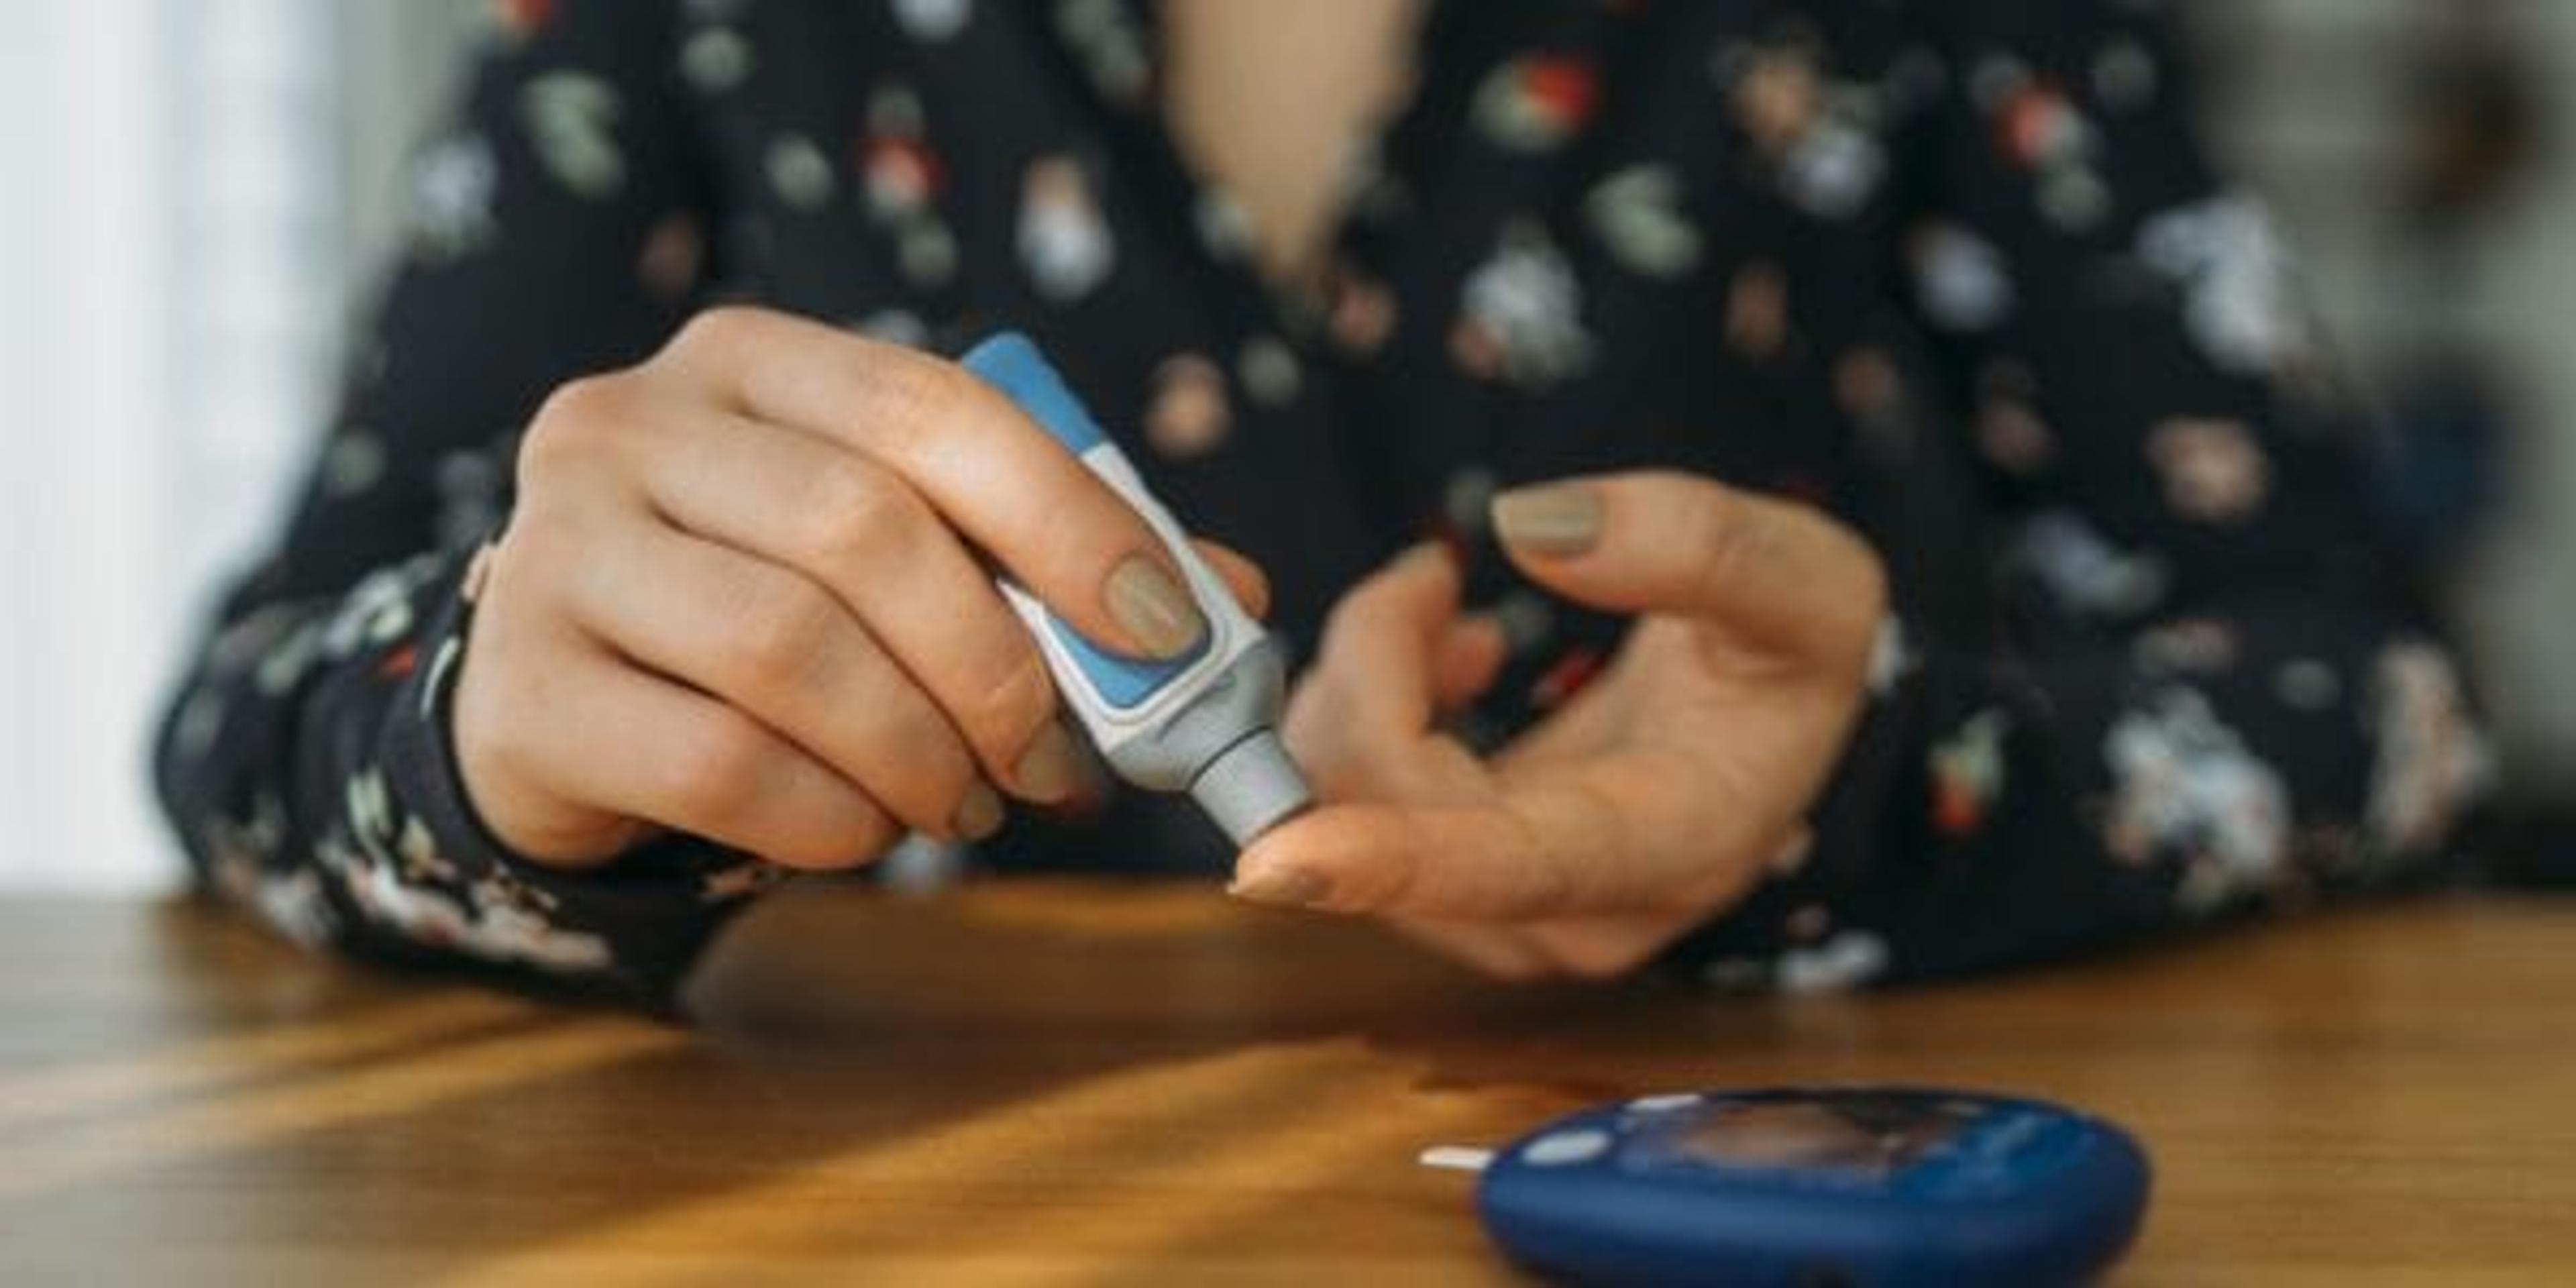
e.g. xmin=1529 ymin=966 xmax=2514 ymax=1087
xmin=680 ymin=1 xmax=1929 ymax=555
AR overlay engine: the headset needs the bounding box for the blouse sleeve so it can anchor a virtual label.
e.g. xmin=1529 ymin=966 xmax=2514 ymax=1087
xmin=1667 ymin=0 xmax=2493 ymax=989
xmin=151 ymin=0 xmax=763 ymax=1009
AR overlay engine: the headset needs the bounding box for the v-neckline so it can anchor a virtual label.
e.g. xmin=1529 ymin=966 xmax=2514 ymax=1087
xmin=1070 ymin=0 xmax=1456 ymax=320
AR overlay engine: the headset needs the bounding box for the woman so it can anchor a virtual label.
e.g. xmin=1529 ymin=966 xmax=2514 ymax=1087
xmin=155 ymin=0 xmax=2489 ymax=1008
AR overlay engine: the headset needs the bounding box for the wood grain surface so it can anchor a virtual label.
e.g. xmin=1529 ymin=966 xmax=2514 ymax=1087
xmin=3 ymin=883 xmax=2572 ymax=1285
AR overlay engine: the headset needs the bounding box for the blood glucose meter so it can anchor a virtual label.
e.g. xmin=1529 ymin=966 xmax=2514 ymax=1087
xmin=1423 ymin=1087 xmax=2150 ymax=1287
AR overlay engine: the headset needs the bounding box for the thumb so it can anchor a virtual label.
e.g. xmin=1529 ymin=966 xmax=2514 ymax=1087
xmin=1490 ymin=471 xmax=1884 ymax=659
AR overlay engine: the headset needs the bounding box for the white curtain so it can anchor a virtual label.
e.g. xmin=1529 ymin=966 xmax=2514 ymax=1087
xmin=0 ymin=0 xmax=473 ymax=891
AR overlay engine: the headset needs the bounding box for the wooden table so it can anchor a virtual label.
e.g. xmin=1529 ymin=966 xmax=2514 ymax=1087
xmin=3 ymin=884 xmax=2572 ymax=1285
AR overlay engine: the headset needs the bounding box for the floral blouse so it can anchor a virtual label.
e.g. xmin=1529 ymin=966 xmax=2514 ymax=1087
xmin=154 ymin=0 xmax=2490 ymax=1008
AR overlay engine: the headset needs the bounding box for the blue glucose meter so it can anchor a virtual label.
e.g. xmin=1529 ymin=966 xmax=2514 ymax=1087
xmin=1425 ymin=1087 xmax=2149 ymax=1287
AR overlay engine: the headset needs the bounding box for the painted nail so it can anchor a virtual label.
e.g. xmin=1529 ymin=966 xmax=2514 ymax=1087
xmin=1105 ymin=556 xmax=1208 ymax=658
xmin=1227 ymin=864 xmax=1331 ymax=909
xmin=950 ymin=782 xmax=1005 ymax=842
xmin=1491 ymin=483 xmax=1604 ymax=555
xmin=1012 ymin=722 xmax=1085 ymax=802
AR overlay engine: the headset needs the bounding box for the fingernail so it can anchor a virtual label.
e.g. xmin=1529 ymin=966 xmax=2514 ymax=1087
xmin=1492 ymin=483 xmax=1603 ymax=555
xmin=950 ymin=782 xmax=1005 ymax=841
xmin=1012 ymin=722 xmax=1085 ymax=802
xmin=1106 ymin=556 xmax=1208 ymax=658
xmin=1228 ymin=864 xmax=1331 ymax=909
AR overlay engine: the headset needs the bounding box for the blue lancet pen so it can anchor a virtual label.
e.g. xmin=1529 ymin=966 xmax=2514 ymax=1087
xmin=961 ymin=333 xmax=1311 ymax=845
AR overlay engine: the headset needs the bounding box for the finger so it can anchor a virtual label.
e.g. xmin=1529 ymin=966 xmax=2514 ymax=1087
xmin=1193 ymin=539 xmax=1271 ymax=620
xmin=1387 ymin=916 xmax=1558 ymax=982
xmin=1231 ymin=781 xmax=1613 ymax=921
xmin=1309 ymin=542 xmax=1462 ymax=740
xmin=1431 ymin=614 xmax=1509 ymax=712
xmin=1519 ymin=913 xmax=1704 ymax=981
xmin=656 ymin=309 xmax=1208 ymax=659
xmin=1234 ymin=759 xmax=1760 ymax=921
xmin=564 ymin=519 xmax=997 ymax=842
xmin=626 ymin=411 xmax=1075 ymax=802
xmin=1284 ymin=544 xmax=1489 ymax=804
xmin=513 ymin=648 xmax=899 ymax=869
xmin=1491 ymin=471 xmax=1885 ymax=659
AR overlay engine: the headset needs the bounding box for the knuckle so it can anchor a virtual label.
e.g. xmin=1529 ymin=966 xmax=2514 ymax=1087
xmin=859 ymin=356 xmax=966 ymax=455
xmin=722 ymin=578 xmax=835 ymax=696
xmin=1686 ymin=486 xmax=1774 ymax=586
xmin=672 ymin=305 xmax=762 ymax=357
xmin=520 ymin=375 xmax=631 ymax=480
xmin=798 ymin=462 xmax=918 ymax=566
xmin=776 ymin=816 xmax=893 ymax=871
xmin=837 ymin=809 xmax=905 ymax=869
xmin=1762 ymin=498 xmax=1886 ymax=669
xmin=533 ymin=373 xmax=629 ymax=436
xmin=661 ymin=712 xmax=769 ymax=826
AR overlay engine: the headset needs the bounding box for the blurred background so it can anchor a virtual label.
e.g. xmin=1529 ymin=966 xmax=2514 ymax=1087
xmin=1 ymin=0 xmax=2570 ymax=892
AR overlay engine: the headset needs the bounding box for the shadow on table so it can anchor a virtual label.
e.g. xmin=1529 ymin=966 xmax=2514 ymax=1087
xmin=0 ymin=881 xmax=1687 ymax=1277
xmin=0 ymin=877 xmax=2340 ymax=1278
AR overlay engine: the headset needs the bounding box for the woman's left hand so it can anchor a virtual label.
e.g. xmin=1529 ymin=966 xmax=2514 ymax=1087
xmin=1234 ymin=472 xmax=1886 ymax=980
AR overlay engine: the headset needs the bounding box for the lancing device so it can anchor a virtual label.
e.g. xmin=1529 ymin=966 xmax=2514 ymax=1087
xmin=960 ymin=332 xmax=1311 ymax=845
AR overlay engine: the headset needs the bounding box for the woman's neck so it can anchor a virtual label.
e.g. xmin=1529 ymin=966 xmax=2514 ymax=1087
xmin=1159 ymin=0 xmax=1428 ymax=287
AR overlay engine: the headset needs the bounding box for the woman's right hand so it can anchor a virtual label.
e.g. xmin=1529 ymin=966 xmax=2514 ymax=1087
xmin=451 ymin=307 xmax=1267 ymax=871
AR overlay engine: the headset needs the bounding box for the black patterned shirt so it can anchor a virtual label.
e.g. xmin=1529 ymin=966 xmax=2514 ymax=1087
xmin=154 ymin=0 xmax=2489 ymax=1008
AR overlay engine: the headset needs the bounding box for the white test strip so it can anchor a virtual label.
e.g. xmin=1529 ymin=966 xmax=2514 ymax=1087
xmin=1417 ymin=1145 xmax=1497 ymax=1173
